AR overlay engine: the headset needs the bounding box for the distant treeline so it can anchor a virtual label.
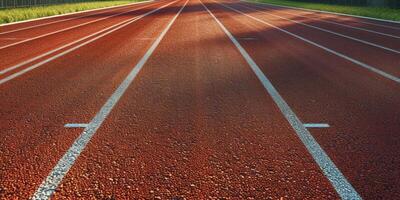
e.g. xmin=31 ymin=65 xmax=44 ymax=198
xmin=0 ymin=0 xmax=121 ymax=9
xmin=288 ymin=0 xmax=399 ymax=8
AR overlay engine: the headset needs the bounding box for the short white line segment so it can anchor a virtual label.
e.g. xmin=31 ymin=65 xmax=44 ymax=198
xmin=201 ymin=1 xmax=362 ymax=199
xmin=64 ymin=123 xmax=89 ymax=128
xmin=304 ymin=123 xmax=330 ymax=128
xmin=216 ymin=1 xmax=399 ymax=84
xmin=31 ymin=0 xmax=187 ymax=199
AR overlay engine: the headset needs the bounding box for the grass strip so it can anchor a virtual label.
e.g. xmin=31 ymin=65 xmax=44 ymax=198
xmin=0 ymin=0 xmax=142 ymax=24
xmin=249 ymin=0 xmax=400 ymax=21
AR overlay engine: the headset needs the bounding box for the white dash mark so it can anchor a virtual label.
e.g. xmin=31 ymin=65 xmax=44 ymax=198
xmin=64 ymin=123 xmax=89 ymax=128
xmin=303 ymin=123 xmax=330 ymax=128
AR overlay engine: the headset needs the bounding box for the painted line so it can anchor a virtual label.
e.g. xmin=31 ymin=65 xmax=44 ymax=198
xmin=242 ymin=0 xmax=400 ymax=26
xmin=201 ymin=1 xmax=362 ymax=199
xmin=249 ymin=4 xmax=400 ymax=40
xmin=304 ymin=123 xmax=330 ymax=128
xmin=239 ymin=37 xmax=257 ymax=40
xmin=217 ymin=2 xmax=400 ymax=84
xmin=239 ymin=3 xmax=400 ymax=54
xmin=0 ymin=1 xmax=159 ymax=50
xmin=31 ymin=0 xmax=187 ymax=199
xmin=0 ymin=1 xmax=174 ymax=85
xmin=0 ymin=0 xmax=153 ymax=27
xmin=0 ymin=0 xmax=154 ymax=35
xmin=64 ymin=123 xmax=88 ymax=128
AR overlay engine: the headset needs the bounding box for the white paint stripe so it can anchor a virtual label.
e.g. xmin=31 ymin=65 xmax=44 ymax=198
xmin=201 ymin=1 xmax=362 ymax=199
xmin=0 ymin=0 xmax=153 ymax=35
xmin=0 ymin=1 xmax=174 ymax=85
xmin=64 ymin=123 xmax=88 ymax=128
xmin=0 ymin=1 xmax=158 ymax=50
xmin=242 ymin=0 xmax=400 ymax=26
xmin=31 ymin=0 xmax=187 ymax=199
xmin=239 ymin=4 xmax=400 ymax=54
xmin=217 ymin=2 xmax=400 ymax=84
xmin=0 ymin=0 xmax=153 ymax=27
xmin=246 ymin=3 xmax=400 ymax=40
xmin=304 ymin=123 xmax=330 ymax=128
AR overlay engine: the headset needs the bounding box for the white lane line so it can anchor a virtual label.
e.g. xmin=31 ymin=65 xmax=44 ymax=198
xmin=0 ymin=38 xmax=23 ymax=40
xmin=200 ymin=1 xmax=362 ymax=199
xmin=0 ymin=1 xmax=175 ymax=85
xmin=217 ymin=2 xmax=400 ymax=84
xmin=246 ymin=3 xmax=400 ymax=40
xmin=0 ymin=1 xmax=153 ymax=35
xmin=239 ymin=37 xmax=257 ymax=40
xmin=64 ymin=123 xmax=88 ymax=128
xmin=0 ymin=0 xmax=153 ymax=27
xmin=239 ymin=3 xmax=400 ymax=54
xmin=31 ymin=0 xmax=187 ymax=199
xmin=0 ymin=1 xmax=158 ymax=50
xmin=242 ymin=0 xmax=400 ymax=27
xmin=304 ymin=123 xmax=330 ymax=128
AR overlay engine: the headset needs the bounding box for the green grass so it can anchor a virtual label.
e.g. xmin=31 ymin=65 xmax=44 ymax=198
xmin=0 ymin=0 xmax=142 ymax=24
xmin=250 ymin=0 xmax=400 ymax=21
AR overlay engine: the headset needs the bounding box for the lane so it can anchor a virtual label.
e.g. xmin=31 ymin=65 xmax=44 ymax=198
xmin=0 ymin=1 xmax=165 ymax=74
xmin=220 ymin=0 xmax=400 ymax=83
xmin=226 ymin=1 xmax=400 ymax=80
xmin=0 ymin=0 xmax=153 ymax=34
xmin=241 ymin=2 xmax=400 ymax=39
xmin=0 ymin=1 xmax=176 ymax=85
xmin=205 ymin=0 xmax=400 ymax=199
xmin=0 ymin=1 xmax=181 ymax=199
xmin=48 ymin=0 xmax=342 ymax=199
xmin=244 ymin=0 xmax=400 ymax=34
xmin=0 ymin=1 xmax=164 ymax=48
xmin=240 ymin=2 xmax=400 ymax=51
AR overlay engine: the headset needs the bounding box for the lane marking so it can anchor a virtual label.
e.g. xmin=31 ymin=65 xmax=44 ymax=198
xmin=242 ymin=0 xmax=400 ymax=27
xmin=216 ymin=1 xmax=400 ymax=84
xmin=64 ymin=123 xmax=88 ymax=128
xmin=0 ymin=38 xmax=24 ymax=40
xmin=304 ymin=123 xmax=330 ymax=128
xmin=239 ymin=37 xmax=257 ymax=40
xmin=0 ymin=1 xmax=160 ymax=50
xmin=0 ymin=0 xmax=153 ymax=27
xmin=245 ymin=3 xmax=400 ymax=40
xmin=0 ymin=1 xmax=175 ymax=85
xmin=239 ymin=3 xmax=400 ymax=54
xmin=201 ymin=1 xmax=362 ymax=199
xmin=31 ymin=0 xmax=188 ymax=199
xmin=0 ymin=0 xmax=153 ymax=35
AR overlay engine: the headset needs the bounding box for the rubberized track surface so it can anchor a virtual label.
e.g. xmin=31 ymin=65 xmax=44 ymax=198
xmin=0 ymin=0 xmax=399 ymax=199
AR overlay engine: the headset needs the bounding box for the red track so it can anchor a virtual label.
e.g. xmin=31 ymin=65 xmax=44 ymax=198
xmin=0 ymin=0 xmax=399 ymax=199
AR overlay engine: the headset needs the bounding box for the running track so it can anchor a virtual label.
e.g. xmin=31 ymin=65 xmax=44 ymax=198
xmin=0 ymin=0 xmax=399 ymax=199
